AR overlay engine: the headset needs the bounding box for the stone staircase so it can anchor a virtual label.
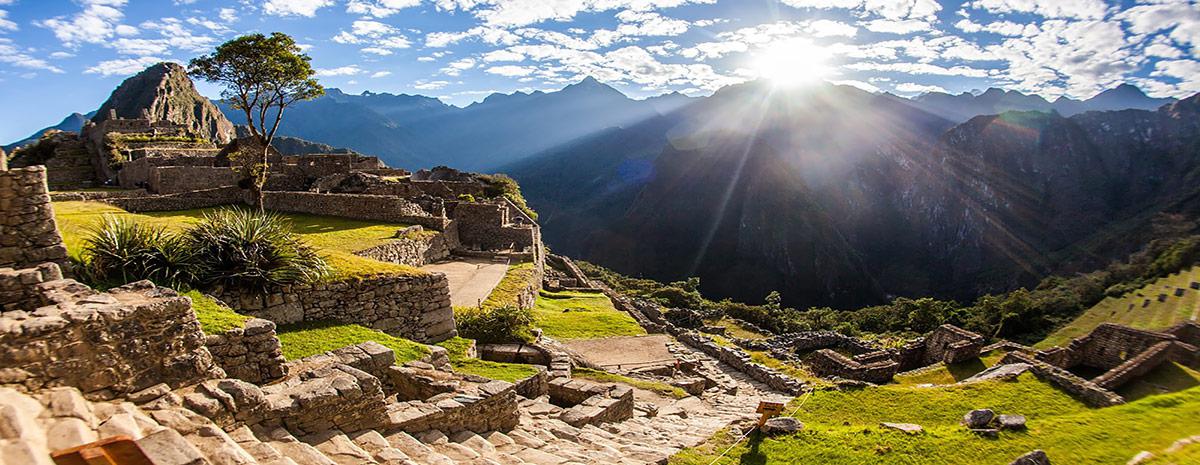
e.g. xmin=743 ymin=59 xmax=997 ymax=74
xmin=1 ymin=348 xmax=785 ymax=465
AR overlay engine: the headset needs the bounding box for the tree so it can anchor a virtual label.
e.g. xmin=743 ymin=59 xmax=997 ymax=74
xmin=188 ymin=33 xmax=323 ymax=209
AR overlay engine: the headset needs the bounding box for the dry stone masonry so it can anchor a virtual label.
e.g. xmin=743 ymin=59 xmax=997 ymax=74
xmin=204 ymin=318 xmax=289 ymax=385
xmin=0 ymin=166 xmax=68 ymax=272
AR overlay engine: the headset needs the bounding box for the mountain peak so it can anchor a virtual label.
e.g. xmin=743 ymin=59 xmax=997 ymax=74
xmin=93 ymin=62 xmax=234 ymax=143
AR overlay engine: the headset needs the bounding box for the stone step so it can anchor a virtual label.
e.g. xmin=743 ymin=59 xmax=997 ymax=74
xmin=302 ymin=430 xmax=379 ymax=465
xmin=347 ymin=430 xmax=416 ymax=464
xmin=254 ymin=426 xmax=338 ymax=465
xmin=229 ymin=426 xmax=299 ymax=465
xmin=383 ymin=431 xmax=457 ymax=465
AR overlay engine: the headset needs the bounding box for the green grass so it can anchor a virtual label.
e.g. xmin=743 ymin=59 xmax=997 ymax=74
xmin=185 ymin=290 xmax=251 ymax=334
xmin=709 ymin=317 xmax=771 ymax=340
xmin=572 ymin=367 xmax=689 ymax=399
xmin=1039 ymin=266 xmax=1200 ymax=348
xmin=275 ymin=321 xmax=429 ymax=363
xmin=894 ymin=350 xmax=1009 ymax=385
xmin=1117 ymin=362 xmax=1200 ymax=402
xmin=436 ymin=336 xmax=542 ymax=382
xmin=480 ymin=262 xmax=536 ymax=309
xmin=53 ymin=201 xmax=425 ymax=281
xmin=672 ymin=375 xmax=1200 ymax=465
xmin=532 ymin=290 xmax=646 ymax=339
xmin=1144 ymin=439 xmax=1200 ymax=465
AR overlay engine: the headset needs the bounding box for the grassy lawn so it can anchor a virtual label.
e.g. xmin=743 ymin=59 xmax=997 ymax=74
xmin=1117 ymin=362 xmax=1200 ymax=402
xmin=532 ymin=290 xmax=645 ymax=339
xmin=708 ymin=317 xmax=771 ymax=340
xmin=275 ymin=321 xmax=429 ymax=363
xmin=480 ymin=262 xmax=536 ymax=309
xmin=185 ymin=290 xmax=250 ymax=334
xmin=672 ymin=375 xmax=1200 ymax=465
xmin=1039 ymin=265 xmax=1199 ymax=348
xmin=572 ymin=367 xmax=689 ymax=399
xmin=53 ymin=201 xmax=424 ymax=281
xmin=436 ymin=336 xmax=542 ymax=383
xmin=894 ymin=349 xmax=1009 ymax=385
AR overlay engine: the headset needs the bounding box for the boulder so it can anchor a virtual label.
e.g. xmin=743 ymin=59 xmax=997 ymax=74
xmin=1010 ymin=449 xmax=1051 ymax=465
xmin=962 ymin=408 xmax=995 ymax=428
xmin=998 ymin=414 xmax=1027 ymax=430
xmin=761 ymin=417 xmax=803 ymax=436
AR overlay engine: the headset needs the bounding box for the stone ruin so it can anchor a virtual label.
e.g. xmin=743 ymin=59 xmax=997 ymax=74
xmin=800 ymin=324 xmax=986 ymax=385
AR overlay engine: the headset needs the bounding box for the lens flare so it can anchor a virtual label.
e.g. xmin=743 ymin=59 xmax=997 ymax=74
xmin=750 ymin=39 xmax=833 ymax=87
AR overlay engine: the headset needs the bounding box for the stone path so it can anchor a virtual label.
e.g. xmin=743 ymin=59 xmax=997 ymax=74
xmin=422 ymin=257 xmax=511 ymax=308
xmin=564 ymin=335 xmax=677 ymax=371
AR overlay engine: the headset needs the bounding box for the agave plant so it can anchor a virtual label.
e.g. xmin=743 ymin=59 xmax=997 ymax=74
xmin=80 ymin=215 xmax=202 ymax=289
xmin=187 ymin=208 xmax=329 ymax=290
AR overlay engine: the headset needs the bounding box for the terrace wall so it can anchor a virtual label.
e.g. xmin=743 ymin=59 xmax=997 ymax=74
xmin=204 ymin=318 xmax=288 ymax=385
xmin=0 ymin=166 xmax=69 ymax=271
xmin=213 ymin=273 xmax=457 ymax=343
xmin=262 ymin=191 xmax=450 ymax=231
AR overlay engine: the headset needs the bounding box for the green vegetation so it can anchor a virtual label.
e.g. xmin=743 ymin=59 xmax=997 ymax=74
xmin=1038 ymin=266 xmax=1199 ymax=348
xmin=1117 ymin=362 xmax=1200 ymax=402
xmin=436 ymin=336 xmax=541 ymax=382
xmin=275 ymin=321 xmax=429 ymax=363
xmin=532 ymin=290 xmax=645 ymax=339
xmin=572 ymin=368 xmax=688 ymax=399
xmin=481 ymin=262 xmax=536 ymax=309
xmin=894 ymin=350 xmax=1009 ymax=385
xmin=581 ymin=233 xmax=1200 ymax=344
xmin=709 ymin=317 xmax=770 ymax=340
xmin=455 ymin=262 xmax=539 ymax=343
xmin=54 ymin=201 xmax=423 ymax=282
xmin=185 ymin=290 xmax=250 ymax=334
xmin=673 ymin=376 xmax=1200 ymax=465
xmin=186 ymin=208 xmax=329 ymax=289
xmin=75 ymin=215 xmax=203 ymax=289
xmin=478 ymin=173 xmax=537 ymax=220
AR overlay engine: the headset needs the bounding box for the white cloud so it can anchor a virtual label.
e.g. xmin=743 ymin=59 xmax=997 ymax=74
xmin=0 ymin=10 xmax=17 ymax=32
xmin=334 ymin=20 xmax=412 ymax=54
xmin=806 ymin=19 xmax=857 ymax=37
xmin=894 ymin=82 xmax=947 ymax=94
xmin=37 ymin=0 xmax=129 ymax=46
xmin=486 ymin=64 xmax=536 ymax=76
xmin=1148 ymin=59 xmax=1200 ymax=98
xmin=263 ymin=0 xmax=334 ymax=17
xmin=970 ymin=0 xmax=1108 ymax=20
xmin=845 ymin=61 xmax=990 ymax=77
xmin=371 ymin=70 xmax=393 ymax=78
xmin=862 ymin=19 xmax=932 ymax=34
xmin=434 ymin=0 xmax=716 ymax=28
xmin=347 ymin=0 xmax=422 ymax=17
xmin=426 ymin=26 xmax=521 ymax=48
xmin=316 ymin=65 xmax=364 ymax=76
xmin=440 ymin=57 xmax=477 ymax=76
xmin=830 ymin=79 xmax=880 ymax=93
xmin=1118 ymin=2 xmax=1200 ymax=50
xmin=85 ymin=56 xmax=166 ymax=76
xmin=482 ymin=49 xmax=526 ymax=62
xmin=0 ymin=38 xmax=65 ymax=73
xmin=218 ymin=8 xmax=238 ymax=23
xmin=414 ymin=79 xmax=450 ymax=90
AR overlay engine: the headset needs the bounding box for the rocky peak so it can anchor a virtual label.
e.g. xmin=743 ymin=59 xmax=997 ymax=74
xmin=92 ymin=62 xmax=235 ymax=144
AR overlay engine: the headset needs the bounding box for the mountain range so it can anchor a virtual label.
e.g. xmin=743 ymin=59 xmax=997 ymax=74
xmin=8 ymin=73 xmax=1198 ymax=309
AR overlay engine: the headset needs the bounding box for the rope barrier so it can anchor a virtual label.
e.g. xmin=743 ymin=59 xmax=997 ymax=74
xmin=703 ymin=389 xmax=815 ymax=465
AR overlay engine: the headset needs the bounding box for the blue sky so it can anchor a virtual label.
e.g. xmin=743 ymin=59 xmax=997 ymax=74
xmin=0 ymin=0 xmax=1197 ymax=142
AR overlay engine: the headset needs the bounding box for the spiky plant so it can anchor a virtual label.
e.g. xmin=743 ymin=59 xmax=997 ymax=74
xmin=187 ymin=208 xmax=329 ymax=290
xmin=80 ymin=215 xmax=201 ymax=289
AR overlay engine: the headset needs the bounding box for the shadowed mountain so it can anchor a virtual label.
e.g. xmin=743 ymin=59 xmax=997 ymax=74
xmin=3 ymin=112 xmax=93 ymax=151
xmin=909 ymin=84 xmax=1176 ymax=123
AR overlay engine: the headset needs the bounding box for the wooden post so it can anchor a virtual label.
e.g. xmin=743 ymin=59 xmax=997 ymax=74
xmin=756 ymin=401 xmax=785 ymax=428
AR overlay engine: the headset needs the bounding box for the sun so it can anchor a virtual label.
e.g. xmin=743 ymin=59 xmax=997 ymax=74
xmin=750 ymin=39 xmax=833 ymax=87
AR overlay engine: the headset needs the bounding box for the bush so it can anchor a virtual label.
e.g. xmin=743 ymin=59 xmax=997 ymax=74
xmin=187 ymin=208 xmax=329 ymax=290
xmin=458 ymin=193 xmax=476 ymax=202
xmin=79 ymin=216 xmax=202 ymax=289
xmin=454 ymin=305 xmax=534 ymax=344
xmin=478 ymin=173 xmax=538 ymax=220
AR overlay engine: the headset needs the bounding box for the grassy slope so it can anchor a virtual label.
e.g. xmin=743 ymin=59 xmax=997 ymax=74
xmin=532 ymin=290 xmax=646 ymax=339
xmin=436 ymin=336 xmax=541 ymax=382
xmin=53 ymin=201 xmax=424 ymax=280
xmin=894 ymin=350 xmax=1010 ymax=385
xmin=479 ymin=262 xmax=536 ymax=309
xmin=1039 ymin=265 xmax=1199 ymax=348
xmin=672 ymin=375 xmax=1200 ymax=465
xmin=572 ymin=368 xmax=689 ymax=399
xmin=275 ymin=321 xmax=429 ymax=363
xmin=186 ymin=290 xmax=250 ymax=334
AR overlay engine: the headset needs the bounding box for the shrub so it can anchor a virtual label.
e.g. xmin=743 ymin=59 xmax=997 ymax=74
xmin=79 ymin=215 xmax=202 ymax=289
xmin=187 ymin=208 xmax=329 ymax=290
xmin=458 ymin=193 xmax=476 ymax=202
xmin=478 ymin=173 xmax=538 ymax=220
xmin=454 ymin=305 xmax=534 ymax=344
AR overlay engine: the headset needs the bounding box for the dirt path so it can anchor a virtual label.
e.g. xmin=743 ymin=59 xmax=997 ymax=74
xmin=421 ymin=257 xmax=509 ymax=308
xmin=564 ymin=335 xmax=676 ymax=370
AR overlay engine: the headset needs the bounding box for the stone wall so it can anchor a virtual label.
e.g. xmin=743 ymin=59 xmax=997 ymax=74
xmin=0 ymin=277 xmax=223 ymax=399
xmin=0 ymin=262 xmax=61 ymax=312
xmin=118 ymin=155 xmax=219 ymax=189
xmin=807 ymin=349 xmax=899 ymax=384
xmin=1000 ymin=352 xmax=1125 ymax=407
xmin=547 ymin=377 xmax=634 ymax=428
xmin=103 ymin=186 xmax=243 ymax=212
xmin=672 ymin=330 xmax=807 ymax=394
xmin=354 ymin=225 xmax=458 ymax=267
xmin=263 ymin=191 xmax=450 ymax=231
xmin=204 ymin=318 xmax=288 ymax=385
xmin=150 ymin=166 xmax=240 ymax=194
xmin=453 ymin=201 xmax=537 ymax=252
xmin=1056 ymin=324 xmax=1177 ymax=370
xmin=915 ymin=324 xmax=986 ymax=366
xmin=0 ymin=166 xmax=69 ymax=271
xmin=213 ymin=273 xmax=457 ymax=343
